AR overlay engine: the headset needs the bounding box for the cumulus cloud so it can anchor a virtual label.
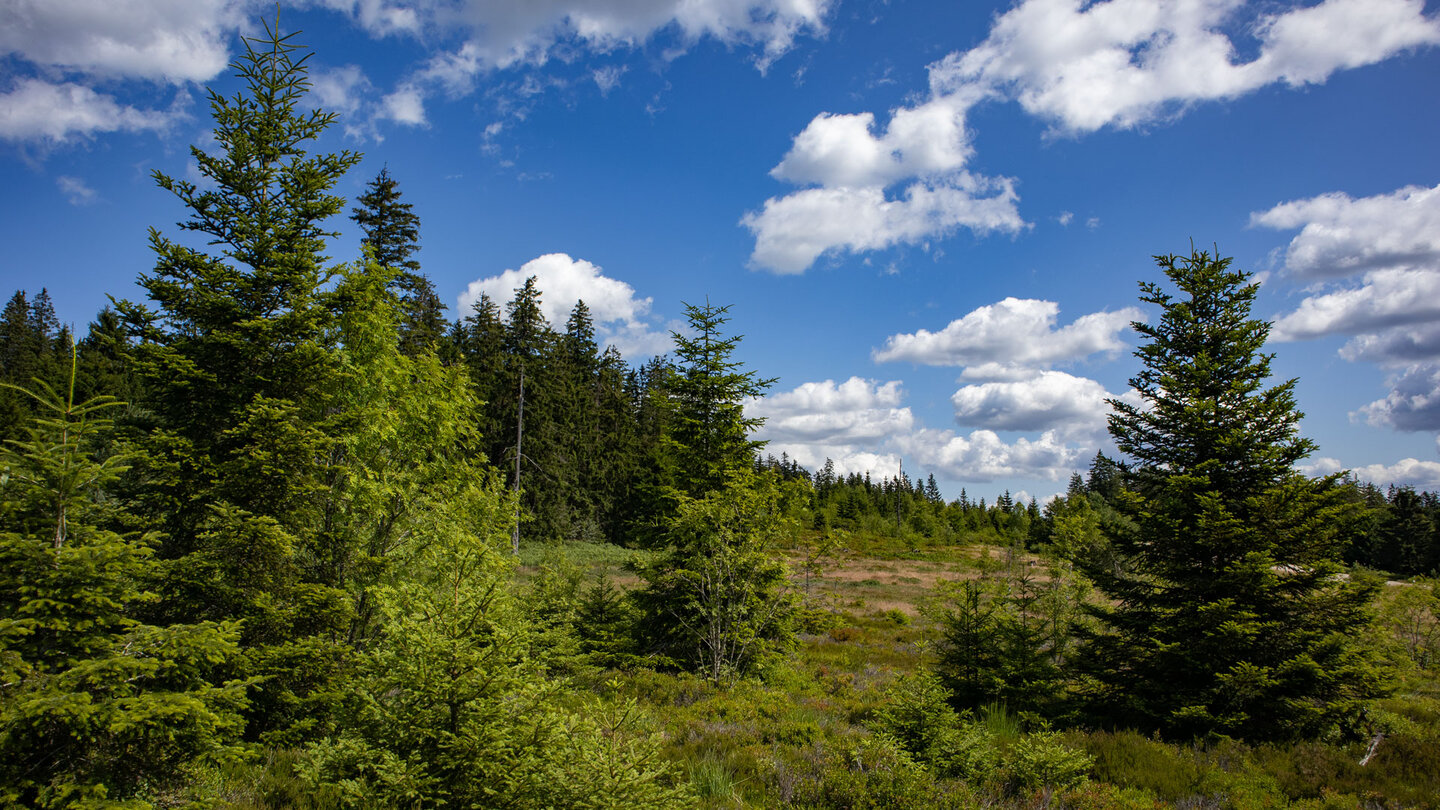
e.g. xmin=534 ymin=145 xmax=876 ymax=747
xmin=1272 ymin=268 xmax=1440 ymax=342
xmin=1256 ymin=184 xmax=1440 ymax=440
xmin=457 ymin=253 xmax=671 ymax=358
xmin=938 ymin=0 xmax=1440 ymax=135
xmin=56 ymin=175 xmax=98 ymax=205
xmin=746 ymin=375 xmax=1105 ymax=483
xmin=0 ymin=0 xmax=236 ymax=84
xmin=743 ymin=175 xmax=1025 ymax=274
xmin=1303 ymin=455 xmax=1440 ymax=490
xmin=950 ymin=370 xmax=1113 ymax=436
xmin=748 ymin=377 xmax=914 ymax=476
xmin=437 ymin=0 xmax=832 ymax=73
xmin=1355 ymin=363 xmax=1440 ymax=432
xmin=1252 ymin=184 xmax=1440 ymax=280
xmin=873 ymin=297 xmax=1140 ymax=378
xmin=750 ymin=377 xmax=914 ymax=444
xmin=1340 ymin=324 xmax=1440 ymax=365
xmin=896 ymin=428 xmax=1082 ymax=483
xmin=745 ymin=0 xmax=1439 ymax=273
xmin=0 ymin=79 xmax=181 ymax=142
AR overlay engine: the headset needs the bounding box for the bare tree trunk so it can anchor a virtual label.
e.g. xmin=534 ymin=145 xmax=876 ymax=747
xmin=512 ymin=366 xmax=524 ymax=556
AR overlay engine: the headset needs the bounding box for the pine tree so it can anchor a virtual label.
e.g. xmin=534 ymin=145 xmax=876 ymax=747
xmin=1080 ymin=247 xmax=1385 ymax=741
xmin=663 ymin=301 xmax=776 ymax=499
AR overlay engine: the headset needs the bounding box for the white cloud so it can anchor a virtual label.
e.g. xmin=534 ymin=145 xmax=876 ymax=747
xmin=1340 ymin=323 xmax=1440 ymax=365
xmin=1355 ymin=363 xmax=1440 ymax=432
xmin=896 ymin=428 xmax=1083 ymax=483
xmin=746 ymin=377 xmax=915 ymax=480
xmin=402 ymin=0 xmax=831 ymax=103
xmin=457 ymin=253 xmax=670 ymax=358
xmin=744 ymin=0 xmax=1439 ymax=272
xmin=312 ymin=0 xmax=422 ymax=37
xmin=749 ymin=373 xmax=1112 ymax=484
xmin=593 ymin=65 xmax=626 ymax=95
xmin=312 ymin=65 xmax=372 ymax=116
xmin=1272 ymin=268 xmax=1440 ymax=342
xmin=380 ymin=84 xmax=427 ymax=126
xmin=938 ymin=0 xmax=1440 ymax=135
xmin=873 ymin=297 xmax=1140 ymax=377
xmin=950 ymin=370 xmax=1113 ymax=436
xmin=0 ymin=79 xmax=181 ymax=142
xmin=750 ymin=377 xmax=914 ymax=444
xmin=1251 ymin=184 xmax=1440 ymax=280
xmin=743 ymin=175 xmax=1025 ymax=274
xmin=56 ymin=175 xmax=97 ymax=205
xmin=1256 ymin=184 xmax=1440 ymax=436
xmin=770 ymin=96 xmax=976 ymax=189
xmin=0 ymin=0 xmax=236 ymax=84
xmin=1304 ymin=455 xmax=1440 ymax=490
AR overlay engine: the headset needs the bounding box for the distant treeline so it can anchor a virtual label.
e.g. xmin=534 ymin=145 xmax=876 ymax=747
xmin=6 ymin=285 xmax=1436 ymax=578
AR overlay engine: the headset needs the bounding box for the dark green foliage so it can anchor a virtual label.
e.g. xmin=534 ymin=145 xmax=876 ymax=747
xmin=115 ymin=16 xmax=362 ymax=744
xmin=0 ymin=359 xmax=246 ymax=807
xmin=663 ymin=301 xmax=776 ymax=500
xmin=635 ymin=471 xmax=799 ymax=683
xmin=1081 ymin=247 xmax=1388 ymax=741
xmin=933 ymin=558 xmax=1088 ymax=718
xmin=0 ymin=289 xmax=73 ymax=440
xmin=350 ymin=167 xmax=445 ymax=355
xmin=871 ymin=671 xmax=999 ymax=781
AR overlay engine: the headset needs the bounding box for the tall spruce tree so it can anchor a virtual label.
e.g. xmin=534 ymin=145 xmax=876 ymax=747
xmin=1080 ymin=247 xmax=1384 ymax=741
xmin=116 ymin=15 xmax=362 ymax=743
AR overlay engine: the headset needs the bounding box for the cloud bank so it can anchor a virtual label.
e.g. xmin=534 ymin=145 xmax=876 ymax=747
xmin=745 ymin=0 xmax=1440 ymax=273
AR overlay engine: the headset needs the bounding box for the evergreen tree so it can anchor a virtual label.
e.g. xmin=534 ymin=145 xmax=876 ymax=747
xmin=635 ymin=469 xmax=798 ymax=684
xmin=0 ymin=352 xmax=246 ymax=806
xmin=1080 ymin=247 xmax=1385 ymax=741
xmin=663 ymin=301 xmax=776 ymax=499
xmin=115 ymin=15 xmax=362 ymax=744
xmin=349 ymin=167 xmax=444 ymax=354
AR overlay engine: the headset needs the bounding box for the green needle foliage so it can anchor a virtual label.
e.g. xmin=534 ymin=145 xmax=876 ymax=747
xmin=115 ymin=14 xmax=363 ymax=745
xmin=636 ymin=470 xmax=799 ymax=684
xmin=0 ymin=352 xmax=246 ymax=808
xmin=1080 ymin=247 xmax=1387 ymax=742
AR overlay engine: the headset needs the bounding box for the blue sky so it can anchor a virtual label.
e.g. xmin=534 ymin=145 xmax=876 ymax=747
xmin=3 ymin=0 xmax=1440 ymax=503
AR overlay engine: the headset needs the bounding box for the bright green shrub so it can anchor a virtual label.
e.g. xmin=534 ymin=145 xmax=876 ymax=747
xmin=1005 ymin=730 xmax=1093 ymax=792
xmin=871 ymin=671 xmax=999 ymax=782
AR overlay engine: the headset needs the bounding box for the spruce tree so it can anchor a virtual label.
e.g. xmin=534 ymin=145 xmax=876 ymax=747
xmin=0 ymin=352 xmax=245 ymax=806
xmin=349 ymin=167 xmax=444 ymax=354
xmin=1080 ymin=247 xmax=1385 ymax=741
xmin=115 ymin=14 xmax=362 ymax=743
xmin=663 ymin=301 xmax=776 ymax=499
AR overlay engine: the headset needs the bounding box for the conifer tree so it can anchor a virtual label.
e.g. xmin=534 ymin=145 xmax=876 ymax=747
xmin=350 ymin=167 xmax=444 ymax=354
xmin=0 ymin=351 xmax=246 ymax=805
xmin=115 ymin=14 xmax=362 ymax=743
xmin=663 ymin=301 xmax=776 ymax=499
xmin=1080 ymin=247 xmax=1385 ymax=741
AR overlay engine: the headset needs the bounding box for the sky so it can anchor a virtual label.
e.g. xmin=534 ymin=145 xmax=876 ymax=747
xmin=3 ymin=0 xmax=1440 ymax=504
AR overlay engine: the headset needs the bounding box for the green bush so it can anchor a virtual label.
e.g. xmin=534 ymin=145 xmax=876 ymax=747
xmin=1081 ymin=730 xmax=1201 ymax=798
xmin=1004 ymin=730 xmax=1093 ymax=792
xmin=870 ymin=671 xmax=1000 ymax=783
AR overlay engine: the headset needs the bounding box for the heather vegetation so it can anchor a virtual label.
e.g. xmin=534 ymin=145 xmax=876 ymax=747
xmin=3 ymin=19 xmax=1439 ymax=810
